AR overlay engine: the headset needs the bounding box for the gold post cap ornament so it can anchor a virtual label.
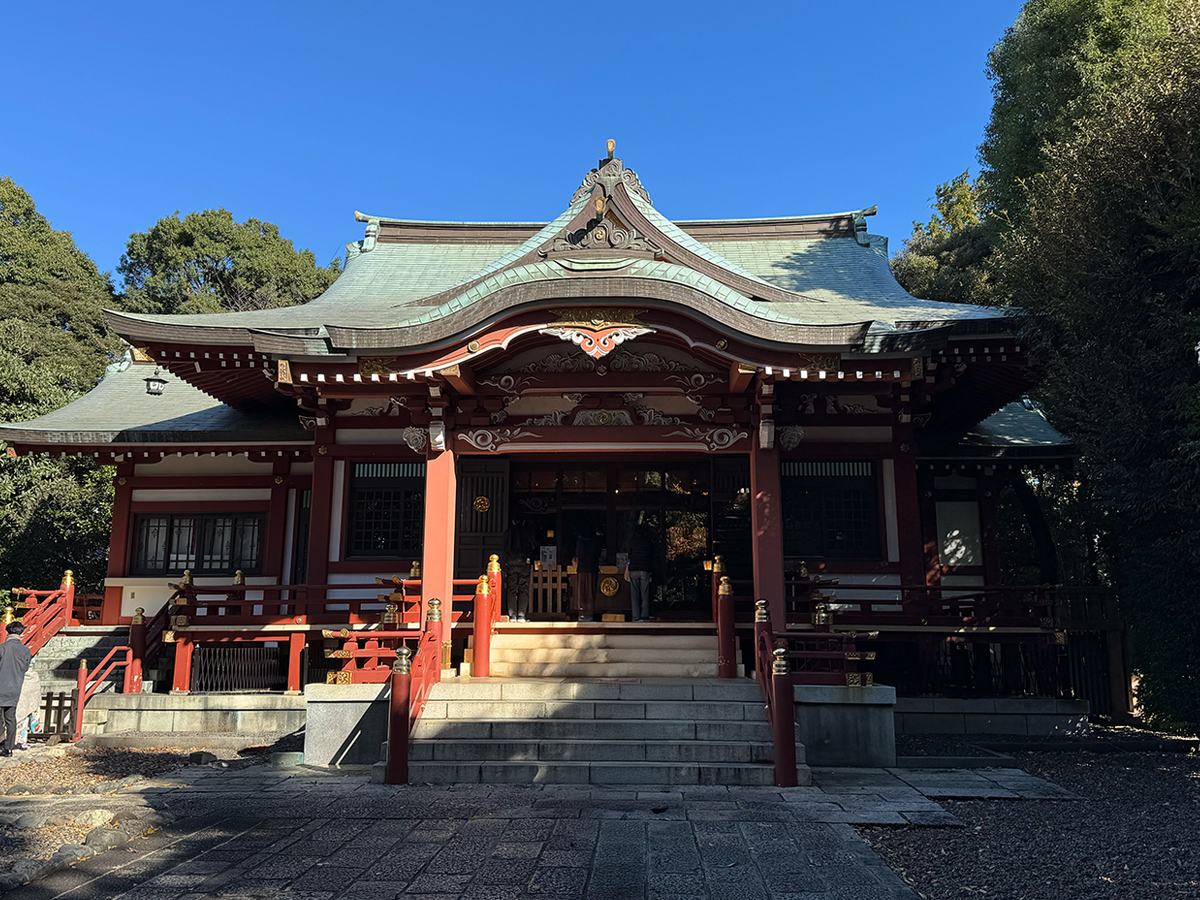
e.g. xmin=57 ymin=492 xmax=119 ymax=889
xmin=713 ymin=555 xmax=725 ymax=574
xmin=487 ymin=554 xmax=501 ymax=575
xmin=754 ymin=598 xmax=769 ymax=622
xmin=477 ymin=574 xmax=490 ymax=596
xmin=132 ymin=608 xmax=146 ymax=625
xmin=181 ymin=570 xmax=193 ymax=586
xmin=718 ymin=576 xmax=733 ymax=597
xmin=79 ymin=658 xmax=88 ymax=671
xmin=799 ymin=561 xmax=808 ymax=578
xmin=382 ymin=603 xmax=399 ymax=625
xmin=393 ymin=646 xmax=412 ymax=675
xmin=427 ymin=597 xmax=443 ymax=622
xmin=410 ymin=561 xmax=421 ymax=579
xmin=1 ymin=608 xmax=13 ymax=625
xmin=771 ymin=646 xmax=789 ymax=676
xmin=233 ymin=569 xmax=245 ymax=585
xmin=62 ymin=570 xmax=75 ymax=587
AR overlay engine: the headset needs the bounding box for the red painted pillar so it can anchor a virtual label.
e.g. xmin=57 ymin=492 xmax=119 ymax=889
xmin=306 ymin=432 xmax=335 ymax=600
xmin=286 ymin=631 xmax=306 ymax=694
xmin=770 ymin=652 xmax=798 ymax=787
xmin=421 ymin=447 xmax=457 ymax=624
xmin=263 ymin=458 xmax=291 ymax=580
xmin=171 ymin=636 xmax=193 ymax=694
xmin=128 ymin=609 xmax=146 ymax=694
xmin=385 ymin=649 xmax=412 ymax=785
xmin=473 ymin=576 xmax=492 ymax=677
xmin=103 ymin=464 xmax=134 ymax=625
xmin=750 ymin=443 xmax=786 ymax=626
xmin=717 ymin=575 xmax=736 ymax=678
xmin=891 ymin=444 xmax=926 ymax=587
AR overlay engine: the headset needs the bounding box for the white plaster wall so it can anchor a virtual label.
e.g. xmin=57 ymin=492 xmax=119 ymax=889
xmin=130 ymin=488 xmax=271 ymax=502
xmin=107 ymin=575 xmax=279 ymax=618
xmin=881 ymin=459 xmax=900 ymax=563
xmin=936 ymin=501 xmax=983 ymax=567
xmin=133 ymin=456 xmax=272 ymax=477
xmin=328 ymin=461 xmax=345 ymax=562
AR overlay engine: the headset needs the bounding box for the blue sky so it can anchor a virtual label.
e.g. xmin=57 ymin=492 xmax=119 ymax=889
xmin=5 ymin=1 xmax=1024 ymax=285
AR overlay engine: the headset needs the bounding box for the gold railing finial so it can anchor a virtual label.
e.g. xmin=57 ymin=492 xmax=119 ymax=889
xmin=772 ymin=646 xmax=789 ymax=676
xmin=713 ymin=555 xmax=725 ymax=574
xmin=754 ymin=598 xmax=769 ymax=623
xmin=62 ymin=570 xmax=75 ymax=587
xmin=477 ymin=574 xmax=491 ymax=596
xmin=410 ymin=560 xmax=421 ymax=579
xmin=799 ymin=560 xmax=808 ymax=578
xmin=181 ymin=569 xmax=193 ymax=587
xmin=487 ymin=554 xmax=501 ymax=575
xmin=393 ymin=646 xmax=412 ymax=675
xmin=1 ymin=607 xmax=13 ymax=625
xmin=233 ymin=569 xmax=245 ymax=585
xmin=812 ymin=601 xmax=830 ymax=627
xmin=427 ymin=598 xmax=443 ymax=622
xmin=382 ymin=603 xmax=399 ymax=625
xmin=718 ymin=576 xmax=733 ymax=597
xmin=132 ymin=607 xmax=145 ymax=625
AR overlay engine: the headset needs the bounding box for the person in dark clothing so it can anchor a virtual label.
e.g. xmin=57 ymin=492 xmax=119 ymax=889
xmin=627 ymin=525 xmax=655 ymax=622
xmin=0 ymin=623 xmax=32 ymax=756
xmin=573 ymin=531 xmax=600 ymax=621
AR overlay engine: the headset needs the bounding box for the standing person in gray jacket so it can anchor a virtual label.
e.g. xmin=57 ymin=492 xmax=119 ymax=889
xmin=627 ymin=524 xmax=655 ymax=622
xmin=0 ymin=623 xmax=31 ymax=756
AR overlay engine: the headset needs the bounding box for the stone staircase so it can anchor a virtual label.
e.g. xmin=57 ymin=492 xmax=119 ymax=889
xmin=480 ymin=630 xmax=738 ymax=678
xmin=405 ymin=678 xmax=810 ymax=785
xmin=30 ymin=627 xmax=134 ymax=695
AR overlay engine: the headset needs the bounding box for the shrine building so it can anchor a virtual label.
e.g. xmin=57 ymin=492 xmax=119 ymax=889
xmin=2 ymin=145 xmax=1108 ymax=781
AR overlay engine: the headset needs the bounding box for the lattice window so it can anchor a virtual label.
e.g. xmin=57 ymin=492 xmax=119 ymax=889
xmin=131 ymin=513 xmax=262 ymax=576
xmin=782 ymin=462 xmax=880 ymax=559
xmin=347 ymin=463 xmax=425 ymax=558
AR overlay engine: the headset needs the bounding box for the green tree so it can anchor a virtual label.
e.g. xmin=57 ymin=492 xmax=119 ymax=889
xmin=981 ymin=0 xmax=1173 ymax=222
xmin=118 ymin=209 xmax=341 ymax=314
xmin=997 ymin=2 xmax=1200 ymax=727
xmin=890 ymin=172 xmax=995 ymax=306
xmin=0 ymin=177 xmax=120 ymax=592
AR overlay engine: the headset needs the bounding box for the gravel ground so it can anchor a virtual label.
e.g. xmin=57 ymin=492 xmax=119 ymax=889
xmin=863 ymin=748 xmax=1200 ymax=899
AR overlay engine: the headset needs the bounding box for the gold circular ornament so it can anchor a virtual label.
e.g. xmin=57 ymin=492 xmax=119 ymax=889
xmin=593 ymin=226 xmax=607 ymax=243
xmin=468 ymin=340 xmax=481 ymax=353
xmin=716 ymin=339 xmax=728 ymax=350
xmin=599 ymin=576 xmax=620 ymax=597
xmin=473 ymin=496 xmax=491 ymax=512
xmin=597 ymin=410 xmax=612 ymax=425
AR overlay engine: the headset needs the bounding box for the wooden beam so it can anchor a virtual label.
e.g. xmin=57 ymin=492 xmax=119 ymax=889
xmin=729 ymin=363 xmax=756 ymax=394
xmin=438 ymin=363 xmax=476 ymax=395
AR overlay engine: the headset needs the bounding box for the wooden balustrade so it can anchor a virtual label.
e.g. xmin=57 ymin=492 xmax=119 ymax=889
xmin=13 ymin=571 xmax=75 ymax=656
xmin=72 ymin=645 xmax=135 ymax=742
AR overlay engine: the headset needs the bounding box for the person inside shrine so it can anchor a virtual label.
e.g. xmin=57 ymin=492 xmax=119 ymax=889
xmin=572 ymin=528 xmax=601 ymax=622
xmin=627 ymin=522 xmax=655 ymax=622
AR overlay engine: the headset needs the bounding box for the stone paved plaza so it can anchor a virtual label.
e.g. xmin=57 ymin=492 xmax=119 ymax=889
xmin=0 ymin=765 xmax=1076 ymax=900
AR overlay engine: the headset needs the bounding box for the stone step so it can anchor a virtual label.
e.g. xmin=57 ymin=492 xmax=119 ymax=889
xmin=487 ymin=661 xmax=720 ymax=678
xmin=488 ymin=647 xmax=718 ymax=665
xmin=402 ymin=760 xmax=807 ymax=786
xmin=413 ymin=717 xmax=772 ymax=743
xmin=429 ymin=679 xmax=763 ymax=703
xmin=489 ymin=634 xmax=717 ymax=650
xmin=420 ymin=699 xmax=767 ymax=721
xmin=410 ymin=738 xmax=776 ymax=763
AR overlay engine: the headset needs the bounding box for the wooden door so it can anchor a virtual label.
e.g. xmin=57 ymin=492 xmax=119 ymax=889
xmin=455 ymin=458 xmax=510 ymax=578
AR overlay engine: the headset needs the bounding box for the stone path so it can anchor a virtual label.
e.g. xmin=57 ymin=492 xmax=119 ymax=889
xmin=0 ymin=764 xmax=1076 ymax=900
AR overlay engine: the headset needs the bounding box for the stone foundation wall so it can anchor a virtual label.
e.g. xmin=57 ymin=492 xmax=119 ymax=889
xmin=793 ymin=684 xmax=897 ymax=767
xmin=84 ymin=693 xmax=306 ymax=735
xmin=894 ymin=698 xmax=1090 ymax=736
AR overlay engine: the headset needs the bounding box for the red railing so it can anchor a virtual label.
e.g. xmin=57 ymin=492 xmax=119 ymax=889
xmin=72 ymin=645 xmax=135 ymax=742
xmin=14 ymin=570 xmax=76 ymax=656
xmin=383 ymin=596 xmax=452 ymax=784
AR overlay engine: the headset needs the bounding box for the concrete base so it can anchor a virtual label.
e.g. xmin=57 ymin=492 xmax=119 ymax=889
xmin=303 ymin=683 xmax=389 ymax=767
xmin=894 ymin=698 xmax=1090 ymax=736
xmin=84 ymin=693 xmax=306 ymax=735
xmin=793 ymin=684 xmax=897 ymax=768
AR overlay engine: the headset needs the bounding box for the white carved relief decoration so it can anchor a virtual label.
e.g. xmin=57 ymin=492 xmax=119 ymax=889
xmin=778 ymin=426 xmax=805 ymax=450
xmin=538 ymin=325 xmax=655 ymax=359
xmin=572 ymin=409 xmax=634 ymax=427
xmin=401 ymin=426 xmax=428 ymax=454
xmin=665 ymin=427 xmax=749 ymax=451
xmin=457 ymin=428 xmax=541 ymax=451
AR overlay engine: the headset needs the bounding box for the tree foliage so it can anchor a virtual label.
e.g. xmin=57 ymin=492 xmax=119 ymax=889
xmin=981 ymin=0 xmax=1174 ymax=221
xmin=996 ymin=2 xmax=1200 ymax=726
xmin=0 ymin=177 xmax=119 ymax=593
xmin=890 ymin=172 xmax=995 ymax=306
xmin=118 ymin=209 xmax=341 ymax=314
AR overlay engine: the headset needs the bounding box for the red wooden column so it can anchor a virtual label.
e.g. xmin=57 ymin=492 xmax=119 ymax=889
xmin=102 ymin=462 xmax=134 ymax=625
xmin=263 ymin=457 xmax=291 ymax=580
xmin=285 ymin=631 xmax=306 ymax=694
xmin=421 ymin=446 xmax=457 ymax=622
xmin=891 ymin=439 xmax=926 ymax=587
xmin=306 ymin=431 xmax=335 ymax=588
xmin=750 ymin=441 xmax=786 ymax=625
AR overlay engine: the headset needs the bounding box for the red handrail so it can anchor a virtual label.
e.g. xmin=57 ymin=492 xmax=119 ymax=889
xmin=72 ymin=645 xmax=134 ymax=742
xmin=14 ymin=570 xmax=75 ymax=656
